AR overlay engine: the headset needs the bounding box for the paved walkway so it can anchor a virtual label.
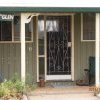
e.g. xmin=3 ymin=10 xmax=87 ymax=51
xmin=28 ymin=93 xmax=99 ymax=100
xmin=27 ymin=86 xmax=100 ymax=100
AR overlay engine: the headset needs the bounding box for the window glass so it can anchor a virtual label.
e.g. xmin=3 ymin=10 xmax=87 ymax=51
xmin=14 ymin=16 xmax=20 ymax=41
xmin=38 ymin=16 xmax=45 ymax=55
xmin=25 ymin=20 xmax=33 ymax=41
xmin=82 ymin=13 xmax=95 ymax=40
xmin=39 ymin=57 xmax=45 ymax=76
xmin=0 ymin=21 xmax=12 ymax=41
xmin=38 ymin=20 xmax=44 ymax=32
xmin=46 ymin=20 xmax=59 ymax=32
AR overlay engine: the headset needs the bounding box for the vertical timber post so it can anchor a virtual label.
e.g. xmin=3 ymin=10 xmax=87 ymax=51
xmin=71 ymin=14 xmax=74 ymax=81
xmin=95 ymin=13 xmax=100 ymax=87
xmin=21 ymin=13 xmax=26 ymax=82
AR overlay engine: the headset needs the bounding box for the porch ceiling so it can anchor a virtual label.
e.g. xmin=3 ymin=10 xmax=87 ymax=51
xmin=0 ymin=7 xmax=100 ymax=13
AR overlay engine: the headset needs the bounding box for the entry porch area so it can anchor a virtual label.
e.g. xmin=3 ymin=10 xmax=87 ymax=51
xmin=0 ymin=12 xmax=99 ymax=86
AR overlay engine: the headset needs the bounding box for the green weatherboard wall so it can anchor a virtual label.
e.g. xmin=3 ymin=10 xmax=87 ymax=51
xmin=0 ymin=43 xmax=36 ymax=82
xmin=74 ymin=13 xmax=95 ymax=80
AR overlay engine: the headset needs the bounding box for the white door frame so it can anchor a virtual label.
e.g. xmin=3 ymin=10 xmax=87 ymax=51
xmin=37 ymin=14 xmax=74 ymax=82
xmin=71 ymin=14 xmax=74 ymax=81
xmin=45 ymin=15 xmax=74 ymax=81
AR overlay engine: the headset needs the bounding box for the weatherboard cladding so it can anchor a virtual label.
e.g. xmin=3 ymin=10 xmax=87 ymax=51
xmin=0 ymin=7 xmax=100 ymax=13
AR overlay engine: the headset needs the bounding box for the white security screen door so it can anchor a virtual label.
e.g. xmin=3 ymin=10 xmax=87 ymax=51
xmin=46 ymin=16 xmax=72 ymax=80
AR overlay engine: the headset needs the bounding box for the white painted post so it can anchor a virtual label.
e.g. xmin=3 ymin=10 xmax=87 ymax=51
xmin=21 ymin=13 xmax=26 ymax=82
xmin=95 ymin=13 xmax=100 ymax=87
xmin=71 ymin=14 xmax=74 ymax=81
xmin=20 ymin=13 xmax=38 ymax=82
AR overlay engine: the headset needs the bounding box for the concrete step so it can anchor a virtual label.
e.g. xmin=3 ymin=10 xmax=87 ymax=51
xmin=45 ymin=81 xmax=76 ymax=88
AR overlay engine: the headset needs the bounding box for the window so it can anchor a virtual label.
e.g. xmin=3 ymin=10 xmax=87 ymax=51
xmin=0 ymin=21 xmax=12 ymax=41
xmin=81 ymin=13 xmax=95 ymax=41
xmin=38 ymin=16 xmax=45 ymax=55
xmin=14 ymin=16 xmax=20 ymax=41
xmin=0 ymin=15 xmax=33 ymax=42
xmin=25 ymin=19 xmax=33 ymax=41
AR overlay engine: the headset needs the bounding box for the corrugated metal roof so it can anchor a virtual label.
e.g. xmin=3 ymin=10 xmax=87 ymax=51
xmin=0 ymin=7 xmax=100 ymax=13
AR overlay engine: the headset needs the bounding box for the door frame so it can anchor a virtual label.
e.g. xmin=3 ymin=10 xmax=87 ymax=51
xmin=37 ymin=14 xmax=74 ymax=82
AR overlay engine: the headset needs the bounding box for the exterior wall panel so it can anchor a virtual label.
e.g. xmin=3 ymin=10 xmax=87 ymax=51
xmin=25 ymin=43 xmax=36 ymax=83
xmin=0 ymin=44 xmax=21 ymax=79
xmin=74 ymin=13 xmax=95 ymax=80
xmin=0 ymin=43 xmax=36 ymax=82
xmin=0 ymin=14 xmax=95 ymax=82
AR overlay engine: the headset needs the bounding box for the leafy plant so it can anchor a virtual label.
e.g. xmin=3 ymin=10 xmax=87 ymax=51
xmin=14 ymin=80 xmax=25 ymax=93
xmin=26 ymin=73 xmax=33 ymax=85
xmin=10 ymin=73 xmax=20 ymax=83
xmin=25 ymin=73 xmax=37 ymax=92
xmin=0 ymin=82 xmax=9 ymax=97
xmin=0 ymin=73 xmax=37 ymax=99
xmin=0 ymin=73 xmax=25 ymax=98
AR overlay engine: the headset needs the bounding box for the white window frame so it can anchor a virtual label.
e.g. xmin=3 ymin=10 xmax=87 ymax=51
xmin=25 ymin=18 xmax=33 ymax=42
xmin=81 ymin=13 xmax=95 ymax=42
xmin=0 ymin=15 xmax=33 ymax=43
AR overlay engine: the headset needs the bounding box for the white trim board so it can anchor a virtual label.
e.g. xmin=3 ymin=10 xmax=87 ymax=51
xmin=71 ymin=14 xmax=74 ymax=81
xmin=46 ymin=75 xmax=71 ymax=80
xmin=95 ymin=13 xmax=100 ymax=87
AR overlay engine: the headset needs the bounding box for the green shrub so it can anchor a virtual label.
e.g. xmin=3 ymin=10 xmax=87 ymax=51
xmin=0 ymin=74 xmax=25 ymax=97
xmin=25 ymin=73 xmax=33 ymax=85
xmin=10 ymin=73 xmax=20 ymax=83
xmin=14 ymin=80 xmax=25 ymax=93
xmin=10 ymin=73 xmax=25 ymax=93
xmin=0 ymin=80 xmax=11 ymax=97
xmin=0 ymin=73 xmax=37 ymax=98
xmin=0 ymin=81 xmax=24 ymax=97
